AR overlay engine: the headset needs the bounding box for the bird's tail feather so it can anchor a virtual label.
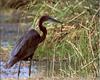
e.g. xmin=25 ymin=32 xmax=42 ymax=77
xmin=4 ymin=57 xmax=18 ymax=68
xmin=5 ymin=62 xmax=13 ymax=68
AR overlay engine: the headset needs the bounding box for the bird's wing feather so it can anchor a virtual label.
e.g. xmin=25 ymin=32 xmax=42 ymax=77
xmin=11 ymin=30 xmax=40 ymax=59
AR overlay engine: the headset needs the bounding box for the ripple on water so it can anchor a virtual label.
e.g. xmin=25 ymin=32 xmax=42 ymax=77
xmin=0 ymin=61 xmax=38 ymax=79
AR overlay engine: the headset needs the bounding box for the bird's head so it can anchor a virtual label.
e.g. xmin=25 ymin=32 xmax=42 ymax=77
xmin=39 ymin=15 xmax=62 ymax=24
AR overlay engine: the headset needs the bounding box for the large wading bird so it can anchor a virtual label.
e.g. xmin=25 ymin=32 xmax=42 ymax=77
xmin=5 ymin=15 xmax=62 ymax=77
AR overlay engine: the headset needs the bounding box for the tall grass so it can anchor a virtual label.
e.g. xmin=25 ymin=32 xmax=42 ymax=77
xmin=23 ymin=0 xmax=100 ymax=79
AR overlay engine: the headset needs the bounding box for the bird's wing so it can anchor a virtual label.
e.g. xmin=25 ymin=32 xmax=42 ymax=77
xmin=11 ymin=30 xmax=40 ymax=59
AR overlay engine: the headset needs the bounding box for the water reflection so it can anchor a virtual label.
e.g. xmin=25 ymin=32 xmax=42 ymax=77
xmin=0 ymin=61 xmax=38 ymax=79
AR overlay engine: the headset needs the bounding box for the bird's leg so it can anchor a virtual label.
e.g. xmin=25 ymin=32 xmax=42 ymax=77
xmin=18 ymin=61 xmax=21 ymax=78
xmin=29 ymin=58 xmax=32 ymax=77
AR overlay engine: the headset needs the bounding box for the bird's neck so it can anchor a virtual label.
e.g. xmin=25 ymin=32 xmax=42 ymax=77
xmin=39 ymin=21 xmax=47 ymax=42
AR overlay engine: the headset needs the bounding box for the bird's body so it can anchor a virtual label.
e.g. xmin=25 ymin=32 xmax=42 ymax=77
xmin=6 ymin=29 xmax=41 ymax=68
xmin=5 ymin=15 xmax=62 ymax=77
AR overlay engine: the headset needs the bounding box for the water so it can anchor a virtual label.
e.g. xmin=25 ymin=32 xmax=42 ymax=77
xmin=0 ymin=60 xmax=38 ymax=79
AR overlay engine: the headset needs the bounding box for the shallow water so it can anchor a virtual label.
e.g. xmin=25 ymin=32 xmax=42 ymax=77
xmin=0 ymin=61 xmax=38 ymax=79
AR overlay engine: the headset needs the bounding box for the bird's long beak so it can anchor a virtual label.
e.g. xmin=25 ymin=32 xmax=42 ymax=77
xmin=48 ymin=17 xmax=63 ymax=24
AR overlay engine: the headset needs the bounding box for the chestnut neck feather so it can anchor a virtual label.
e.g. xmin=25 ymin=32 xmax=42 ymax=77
xmin=39 ymin=18 xmax=47 ymax=43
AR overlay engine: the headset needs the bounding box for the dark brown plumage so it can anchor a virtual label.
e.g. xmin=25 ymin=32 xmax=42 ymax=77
xmin=5 ymin=15 xmax=62 ymax=77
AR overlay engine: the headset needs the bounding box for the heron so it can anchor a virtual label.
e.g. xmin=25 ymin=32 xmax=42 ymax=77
xmin=5 ymin=15 xmax=62 ymax=78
